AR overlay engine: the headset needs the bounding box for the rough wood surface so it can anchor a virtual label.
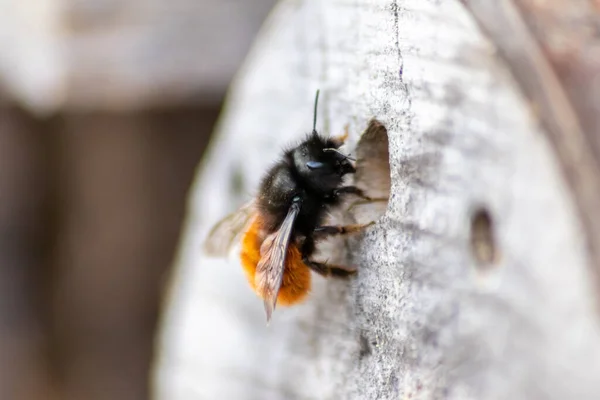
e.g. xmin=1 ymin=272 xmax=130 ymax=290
xmin=155 ymin=1 xmax=600 ymax=399
xmin=461 ymin=0 xmax=600 ymax=315
xmin=0 ymin=0 xmax=275 ymax=113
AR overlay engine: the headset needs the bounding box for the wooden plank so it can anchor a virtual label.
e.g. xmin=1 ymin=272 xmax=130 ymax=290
xmin=156 ymin=1 xmax=600 ymax=399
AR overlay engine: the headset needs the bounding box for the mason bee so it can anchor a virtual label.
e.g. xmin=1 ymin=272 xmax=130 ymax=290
xmin=204 ymin=91 xmax=377 ymax=322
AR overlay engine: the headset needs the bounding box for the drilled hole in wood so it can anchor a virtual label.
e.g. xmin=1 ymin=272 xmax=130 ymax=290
xmin=358 ymin=332 xmax=372 ymax=359
xmin=470 ymin=208 xmax=498 ymax=268
xmin=351 ymin=119 xmax=391 ymax=219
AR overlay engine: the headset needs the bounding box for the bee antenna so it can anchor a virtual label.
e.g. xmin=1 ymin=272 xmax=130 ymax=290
xmin=323 ymin=147 xmax=356 ymax=161
xmin=312 ymin=89 xmax=320 ymax=135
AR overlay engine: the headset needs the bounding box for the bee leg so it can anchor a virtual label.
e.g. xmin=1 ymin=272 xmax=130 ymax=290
xmin=334 ymin=186 xmax=387 ymax=202
xmin=347 ymin=198 xmax=388 ymax=212
xmin=303 ymin=258 xmax=356 ymax=277
xmin=331 ymin=124 xmax=349 ymax=147
xmin=300 ymin=236 xmax=356 ymax=277
xmin=313 ymin=222 xmax=375 ymax=237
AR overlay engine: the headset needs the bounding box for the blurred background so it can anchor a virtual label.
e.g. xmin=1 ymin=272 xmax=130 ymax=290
xmin=0 ymin=1 xmax=276 ymax=399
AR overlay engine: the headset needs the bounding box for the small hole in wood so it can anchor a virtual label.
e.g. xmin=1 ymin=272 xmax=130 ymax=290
xmin=358 ymin=332 xmax=372 ymax=359
xmin=351 ymin=119 xmax=391 ymax=220
xmin=229 ymin=165 xmax=246 ymax=197
xmin=470 ymin=208 xmax=498 ymax=268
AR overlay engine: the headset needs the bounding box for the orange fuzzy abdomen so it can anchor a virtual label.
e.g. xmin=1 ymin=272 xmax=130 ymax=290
xmin=240 ymin=215 xmax=311 ymax=306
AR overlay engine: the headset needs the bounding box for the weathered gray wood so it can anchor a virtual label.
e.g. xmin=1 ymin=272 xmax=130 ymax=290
xmin=155 ymin=0 xmax=600 ymax=399
xmin=462 ymin=0 xmax=600 ymax=315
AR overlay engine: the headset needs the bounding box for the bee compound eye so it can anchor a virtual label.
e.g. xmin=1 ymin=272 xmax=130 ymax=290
xmin=306 ymin=161 xmax=325 ymax=170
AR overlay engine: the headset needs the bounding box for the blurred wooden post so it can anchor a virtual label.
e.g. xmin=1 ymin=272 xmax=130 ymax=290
xmin=0 ymin=1 xmax=275 ymax=400
xmin=0 ymin=107 xmax=54 ymax=400
xmin=155 ymin=1 xmax=600 ymax=399
xmin=52 ymin=111 xmax=214 ymax=400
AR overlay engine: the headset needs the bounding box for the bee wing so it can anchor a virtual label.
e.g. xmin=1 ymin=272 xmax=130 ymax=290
xmin=255 ymin=201 xmax=301 ymax=322
xmin=203 ymin=200 xmax=256 ymax=257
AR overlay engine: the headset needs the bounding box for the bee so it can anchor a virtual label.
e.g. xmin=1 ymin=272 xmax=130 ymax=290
xmin=204 ymin=91 xmax=376 ymax=322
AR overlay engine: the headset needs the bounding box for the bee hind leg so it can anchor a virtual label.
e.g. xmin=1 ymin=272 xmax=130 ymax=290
xmin=302 ymin=257 xmax=356 ymax=277
xmin=313 ymin=222 xmax=375 ymax=237
xmin=300 ymin=236 xmax=357 ymax=278
xmin=334 ymin=186 xmax=388 ymax=203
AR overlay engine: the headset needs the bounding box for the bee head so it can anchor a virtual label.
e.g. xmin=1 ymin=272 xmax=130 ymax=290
xmin=290 ymin=89 xmax=355 ymax=193
xmin=291 ymin=132 xmax=355 ymax=193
